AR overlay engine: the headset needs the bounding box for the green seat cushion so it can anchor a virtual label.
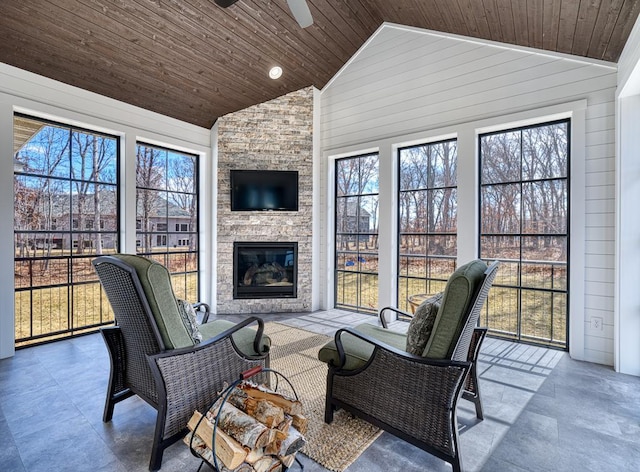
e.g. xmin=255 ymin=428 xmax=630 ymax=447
xmin=318 ymin=323 xmax=407 ymax=371
xmin=113 ymin=254 xmax=193 ymax=349
xmin=199 ymin=320 xmax=271 ymax=357
xmin=423 ymin=259 xmax=487 ymax=359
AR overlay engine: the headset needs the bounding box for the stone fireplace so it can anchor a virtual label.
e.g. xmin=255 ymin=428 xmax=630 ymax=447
xmin=216 ymin=87 xmax=313 ymax=314
xmin=234 ymin=242 xmax=297 ymax=299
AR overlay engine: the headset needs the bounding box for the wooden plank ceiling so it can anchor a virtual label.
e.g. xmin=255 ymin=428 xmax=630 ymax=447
xmin=1 ymin=1 xmax=638 ymax=128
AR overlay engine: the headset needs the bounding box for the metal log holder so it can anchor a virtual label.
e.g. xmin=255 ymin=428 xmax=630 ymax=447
xmin=188 ymin=366 xmax=304 ymax=472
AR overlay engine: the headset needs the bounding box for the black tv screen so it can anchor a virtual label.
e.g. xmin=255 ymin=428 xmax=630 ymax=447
xmin=230 ymin=170 xmax=298 ymax=211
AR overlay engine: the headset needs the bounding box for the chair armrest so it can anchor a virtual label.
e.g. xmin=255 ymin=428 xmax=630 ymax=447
xmin=378 ymin=306 xmax=413 ymax=328
xmin=333 ymin=326 xmax=470 ymax=371
xmin=169 ymin=316 xmax=267 ymax=359
xmin=193 ymin=302 xmax=210 ymax=323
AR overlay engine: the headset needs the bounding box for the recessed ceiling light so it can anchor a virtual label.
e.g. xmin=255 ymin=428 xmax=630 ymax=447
xmin=269 ymin=66 xmax=283 ymax=79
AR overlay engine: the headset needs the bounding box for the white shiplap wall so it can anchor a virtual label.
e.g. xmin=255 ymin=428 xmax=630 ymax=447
xmin=616 ymin=15 xmax=640 ymax=376
xmin=320 ymin=23 xmax=618 ymax=366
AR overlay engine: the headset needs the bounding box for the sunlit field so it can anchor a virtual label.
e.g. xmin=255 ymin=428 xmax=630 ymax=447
xmin=337 ymin=251 xmax=567 ymax=348
xmin=14 ymin=250 xmax=198 ymax=347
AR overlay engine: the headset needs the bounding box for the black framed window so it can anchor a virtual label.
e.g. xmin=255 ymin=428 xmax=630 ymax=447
xmin=136 ymin=143 xmax=200 ymax=301
xmin=479 ymin=119 xmax=569 ymax=349
xmin=13 ymin=114 xmax=119 ymax=346
xmin=398 ymin=140 xmax=457 ymax=312
xmin=335 ymin=153 xmax=379 ymax=313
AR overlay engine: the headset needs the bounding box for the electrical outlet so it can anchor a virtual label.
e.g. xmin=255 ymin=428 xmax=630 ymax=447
xmin=592 ymin=316 xmax=603 ymax=331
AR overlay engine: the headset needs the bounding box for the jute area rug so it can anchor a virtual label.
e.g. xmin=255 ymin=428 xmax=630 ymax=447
xmin=264 ymin=322 xmax=382 ymax=472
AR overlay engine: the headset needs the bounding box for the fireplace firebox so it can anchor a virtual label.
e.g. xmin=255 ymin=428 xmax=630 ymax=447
xmin=233 ymin=242 xmax=297 ymax=299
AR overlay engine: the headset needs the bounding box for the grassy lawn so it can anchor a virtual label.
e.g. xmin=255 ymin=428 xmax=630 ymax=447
xmin=14 ymin=283 xmax=115 ymax=347
xmin=16 ymin=252 xmax=565 ymax=349
xmin=14 ymin=257 xmax=198 ymax=347
xmin=338 ymin=260 xmax=567 ymax=348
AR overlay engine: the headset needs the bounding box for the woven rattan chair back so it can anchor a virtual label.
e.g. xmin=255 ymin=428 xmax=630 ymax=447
xmin=93 ymin=256 xmax=165 ymax=405
xmin=451 ymin=261 xmax=500 ymax=362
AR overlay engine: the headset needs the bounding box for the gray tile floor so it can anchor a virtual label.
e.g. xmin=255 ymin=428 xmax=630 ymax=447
xmin=1 ymin=309 xmax=639 ymax=472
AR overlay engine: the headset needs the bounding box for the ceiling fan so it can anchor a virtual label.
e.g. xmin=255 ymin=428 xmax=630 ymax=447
xmin=214 ymin=0 xmax=314 ymax=28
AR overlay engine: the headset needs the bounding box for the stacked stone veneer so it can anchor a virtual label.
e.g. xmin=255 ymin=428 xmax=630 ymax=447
xmin=216 ymin=87 xmax=313 ymax=314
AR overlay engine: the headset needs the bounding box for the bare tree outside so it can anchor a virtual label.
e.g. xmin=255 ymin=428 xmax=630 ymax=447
xmin=13 ymin=115 xmax=119 ymax=346
xmin=14 ymin=123 xmax=69 ymax=263
xmin=398 ymin=140 xmax=457 ymax=312
xmin=480 ymin=120 xmax=568 ymax=348
xmin=136 ymin=146 xmax=165 ymax=253
xmin=71 ymin=131 xmax=117 ymax=255
xmin=167 ymin=152 xmax=198 ymax=254
xmin=136 ymin=143 xmax=199 ymax=301
xmin=335 ymin=153 xmax=379 ymax=313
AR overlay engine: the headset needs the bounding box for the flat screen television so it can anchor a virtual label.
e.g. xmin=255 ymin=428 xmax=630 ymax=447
xmin=230 ymin=169 xmax=298 ymax=211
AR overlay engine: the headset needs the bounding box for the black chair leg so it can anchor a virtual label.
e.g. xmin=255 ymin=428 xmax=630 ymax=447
xmin=463 ymin=328 xmax=487 ymax=420
xmin=101 ymin=327 xmax=132 ymax=422
xmin=103 ymin=391 xmax=116 ymax=423
xmin=324 ymin=398 xmax=336 ymax=423
xmin=325 ymin=372 xmax=336 ymax=423
xmin=149 ymin=410 xmax=168 ymax=472
xmin=471 ymin=370 xmax=484 ymax=420
xmin=149 ymin=443 xmax=163 ymax=472
xmin=462 ymin=364 xmax=484 ymax=420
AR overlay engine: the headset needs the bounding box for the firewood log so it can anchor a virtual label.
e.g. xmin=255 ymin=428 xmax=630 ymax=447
xmin=207 ymin=402 xmax=271 ymax=449
xmin=184 ymin=433 xmax=254 ymax=472
xmin=264 ymin=438 xmax=283 ymax=455
xmin=278 ymin=453 xmax=296 ymax=468
xmin=234 ymin=465 xmax=254 ymax=472
xmin=244 ymin=447 xmax=265 ymax=465
xmin=238 ymin=382 xmax=303 ymax=416
xmin=277 ymin=416 xmax=293 ymax=434
xmin=252 ymin=455 xmax=283 ymax=472
xmin=291 ymin=414 xmax=308 ymax=434
xmin=244 ymin=264 xmax=258 ymax=286
xmin=278 ymin=425 xmax=306 ymax=456
xmin=264 ymin=427 xmax=289 ymax=454
xmin=187 ymin=411 xmax=247 ymax=469
xmin=228 ymin=388 xmax=286 ymax=428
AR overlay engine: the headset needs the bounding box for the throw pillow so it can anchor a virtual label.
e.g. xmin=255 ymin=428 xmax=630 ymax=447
xmin=176 ymin=299 xmax=203 ymax=344
xmin=405 ymin=292 xmax=444 ymax=356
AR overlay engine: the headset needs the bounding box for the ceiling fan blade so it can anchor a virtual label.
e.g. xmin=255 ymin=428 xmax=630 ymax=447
xmin=287 ymin=0 xmax=313 ymax=28
xmin=214 ymin=0 xmax=239 ymax=7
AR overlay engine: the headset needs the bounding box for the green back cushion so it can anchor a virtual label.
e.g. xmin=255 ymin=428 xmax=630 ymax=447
xmin=113 ymin=254 xmax=194 ymax=349
xmin=423 ymin=259 xmax=487 ymax=359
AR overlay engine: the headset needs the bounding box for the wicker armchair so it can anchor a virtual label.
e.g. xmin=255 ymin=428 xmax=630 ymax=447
xmin=93 ymin=254 xmax=270 ymax=471
xmin=319 ymin=260 xmax=499 ymax=472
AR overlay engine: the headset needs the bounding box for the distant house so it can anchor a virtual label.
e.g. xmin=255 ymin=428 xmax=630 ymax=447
xmin=338 ymin=200 xmax=372 ymax=235
xmin=335 ymin=200 xmax=375 ymax=249
xmin=15 ymin=188 xmax=194 ymax=255
xmin=135 ymin=198 xmax=195 ymax=250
